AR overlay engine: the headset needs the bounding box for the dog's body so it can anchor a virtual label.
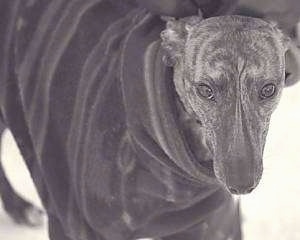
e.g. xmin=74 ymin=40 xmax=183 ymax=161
xmin=0 ymin=1 xmax=299 ymax=240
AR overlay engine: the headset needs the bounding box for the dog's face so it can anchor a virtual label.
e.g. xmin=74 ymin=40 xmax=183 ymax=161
xmin=161 ymin=15 xmax=295 ymax=194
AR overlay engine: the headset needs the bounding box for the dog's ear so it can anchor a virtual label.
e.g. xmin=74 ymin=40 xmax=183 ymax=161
xmin=267 ymin=20 xmax=300 ymax=87
xmin=160 ymin=15 xmax=202 ymax=66
xmin=285 ymin=41 xmax=300 ymax=87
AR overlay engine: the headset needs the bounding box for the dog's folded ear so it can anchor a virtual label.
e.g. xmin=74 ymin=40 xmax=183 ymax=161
xmin=285 ymin=41 xmax=300 ymax=86
xmin=160 ymin=15 xmax=203 ymax=66
xmin=267 ymin=20 xmax=300 ymax=87
xmin=160 ymin=18 xmax=188 ymax=66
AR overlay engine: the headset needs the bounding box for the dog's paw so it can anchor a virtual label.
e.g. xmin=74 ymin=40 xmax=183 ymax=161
xmin=3 ymin=194 xmax=45 ymax=227
xmin=23 ymin=205 xmax=45 ymax=226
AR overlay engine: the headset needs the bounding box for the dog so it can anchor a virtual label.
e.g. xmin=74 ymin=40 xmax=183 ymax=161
xmin=0 ymin=1 xmax=299 ymax=239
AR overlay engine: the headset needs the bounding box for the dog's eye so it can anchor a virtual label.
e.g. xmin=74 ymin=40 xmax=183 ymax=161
xmin=196 ymin=83 xmax=215 ymax=101
xmin=260 ymin=83 xmax=276 ymax=99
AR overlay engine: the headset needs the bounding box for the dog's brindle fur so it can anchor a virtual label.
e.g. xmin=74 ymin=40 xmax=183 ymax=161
xmin=161 ymin=15 xmax=291 ymax=194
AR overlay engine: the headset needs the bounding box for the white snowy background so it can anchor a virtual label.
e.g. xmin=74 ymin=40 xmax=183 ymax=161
xmin=0 ymin=80 xmax=300 ymax=240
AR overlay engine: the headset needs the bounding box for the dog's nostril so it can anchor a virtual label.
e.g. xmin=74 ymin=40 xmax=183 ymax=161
xmin=229 ymin=186 xmax=255 ymax=195
xmin=246 ymin=187 xmax=255 ymax=193
xmin=229 ymin=187 xmax=239 ymax=195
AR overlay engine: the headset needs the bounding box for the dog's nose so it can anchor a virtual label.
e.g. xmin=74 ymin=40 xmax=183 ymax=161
xmin=228 ymin=186 xmax=255 ymax=195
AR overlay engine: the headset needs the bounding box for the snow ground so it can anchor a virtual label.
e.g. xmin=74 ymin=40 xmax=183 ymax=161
xmin=0 ymin=82 xmax=300 ymax=240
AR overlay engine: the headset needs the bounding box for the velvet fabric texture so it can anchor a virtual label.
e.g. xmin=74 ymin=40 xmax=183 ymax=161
xmin=0 ymin=1 xmax=242 ymax=239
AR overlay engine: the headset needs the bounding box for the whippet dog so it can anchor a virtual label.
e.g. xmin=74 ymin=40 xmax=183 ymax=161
xmin=0 ymin=1 xmax=299 ymax=239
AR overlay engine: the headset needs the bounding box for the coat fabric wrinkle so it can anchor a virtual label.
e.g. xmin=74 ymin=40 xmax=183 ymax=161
xmin=0 ymin=0 xmax=242 ymax=240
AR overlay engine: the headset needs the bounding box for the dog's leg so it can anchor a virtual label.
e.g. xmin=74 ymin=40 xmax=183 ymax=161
xmin=159 ymin=221 xmax=241 ymax=240
xmin=48 ymin=215 xmax=73 ymax=240
xmin=0 ymin=116 xmax=44 ymax=226
xmin=159 ymin=197 xmax=241 ymax=240
xmin=158 ymin=223 xmax=213 ymax=240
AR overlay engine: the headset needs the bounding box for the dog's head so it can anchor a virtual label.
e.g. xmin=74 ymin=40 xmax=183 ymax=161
xmin=161 ymin=15 xmax=300 ymax=194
